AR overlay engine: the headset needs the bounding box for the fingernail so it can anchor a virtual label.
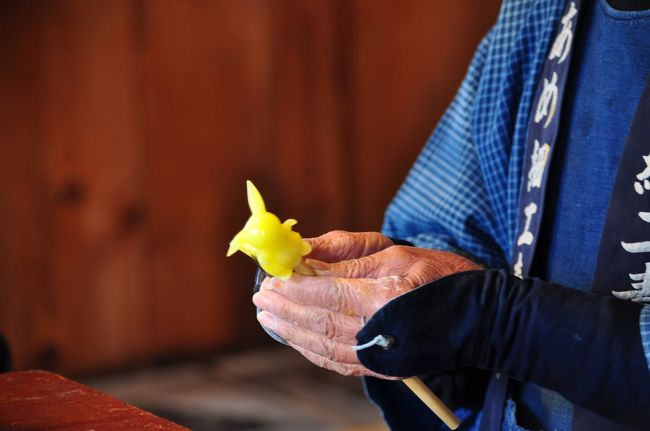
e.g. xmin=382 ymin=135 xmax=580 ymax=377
xmin=257 ymin=311 xmax=276 ymax=330
xmin=305 ymin=259 xmax=330 ymax=272
xmin=252 ymin=292 xmax=270 ymax=308
xmin=261 ymin=277 xmax=281 ymax=291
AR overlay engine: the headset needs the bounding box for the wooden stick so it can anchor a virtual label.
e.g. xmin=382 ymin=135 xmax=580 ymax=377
xmin=296 ymin=258 xmax=460 ymax=429
xmin=403 ymin=377 xmax=460 ymax=429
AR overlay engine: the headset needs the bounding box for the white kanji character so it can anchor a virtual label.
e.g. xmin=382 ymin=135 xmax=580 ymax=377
xmin=621 ymin=212 xmax=650 ymax=253
xmin=634 ymin=153 xmax=650 ymax=195
xmin=534 ymin=73 xmax=559 ymax=128
xmin=621 ymin=241 xmax=650 ymax=254
xmin=513 ymin=252 xmax=524 ymax=278
xmin=527 ymin=140 xmax=550 ymax=192
xmin=517 ymin=203 xmax=538 ymax=246
xmin=548 ymin=2 xmax=578 ymax=64
xmin=613 ymin=262 xmax=650 ymax=303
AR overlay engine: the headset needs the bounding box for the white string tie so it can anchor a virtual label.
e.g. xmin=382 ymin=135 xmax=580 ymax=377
xmin=353 ymin=335 xmax=393 ymax=351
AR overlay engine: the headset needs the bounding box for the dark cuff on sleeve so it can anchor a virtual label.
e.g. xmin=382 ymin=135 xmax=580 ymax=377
xmin=356 ymin=270 xmax=489 ymax=377
xmin=355 ymin=269 xmax=650 ymax=428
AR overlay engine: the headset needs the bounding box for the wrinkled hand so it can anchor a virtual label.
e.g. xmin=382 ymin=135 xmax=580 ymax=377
xmin=252 ymin=233 xmax=481 ymax=378
xmin=304 ymin=230 xmax=394 ymax=263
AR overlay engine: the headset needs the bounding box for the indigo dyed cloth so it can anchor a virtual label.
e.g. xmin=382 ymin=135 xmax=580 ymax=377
xmin=521 ymin=1 xmax=650 ymax=429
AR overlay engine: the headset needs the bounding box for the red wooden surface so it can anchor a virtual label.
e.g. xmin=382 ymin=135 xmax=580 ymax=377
xmin=0 ymin=370 xmax=188 ymax=430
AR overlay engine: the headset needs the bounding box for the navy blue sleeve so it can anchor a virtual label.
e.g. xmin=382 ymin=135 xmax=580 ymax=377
xmin=356 ymin=270 xmax=650 ymax=429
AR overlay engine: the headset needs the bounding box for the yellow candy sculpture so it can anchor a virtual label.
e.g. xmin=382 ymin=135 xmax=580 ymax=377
xmin=227 ymin=181 xmax=312 ymax=280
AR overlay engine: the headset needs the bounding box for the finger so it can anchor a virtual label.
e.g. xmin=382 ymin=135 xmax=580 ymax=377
xmin=309 ymin=246 xmax=481 ymax=281
xmin=305 ymin=230 xmax=393 ymax=263
xmin=261 ymin=274 xmax=383 ymax=317
xmin=257 ymin=311 xmax=359 ymax=364
xmin=307 ymin=246 xmax=413 ymax=279
xmin=253 ymin=290 xmax=361 ymax=343
xmin=289 ymin=342 xmax=398 ymax=379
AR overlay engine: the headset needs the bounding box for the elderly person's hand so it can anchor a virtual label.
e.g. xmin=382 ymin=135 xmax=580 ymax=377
xmin=252 ymin=230 xmax=480 ymax=378
xmin=304 ymin=230 xmax=395 ymax=262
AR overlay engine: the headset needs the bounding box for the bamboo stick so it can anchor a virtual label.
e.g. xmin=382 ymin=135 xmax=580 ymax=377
xmin=403 ymin=376 xmax=460 ymax=429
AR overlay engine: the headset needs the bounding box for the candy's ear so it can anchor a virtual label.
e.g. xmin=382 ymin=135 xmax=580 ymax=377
xmin=283 ymin=218 xmax=297 ymax=228
xmin=246 ymin=180 xmax=266 ymax=215
xmin=226 ymin=231 xmax=243 ymax=256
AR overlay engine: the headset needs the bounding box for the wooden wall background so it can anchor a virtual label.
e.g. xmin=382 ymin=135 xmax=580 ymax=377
xmin=0 ymin=0 xmax=500 ymax=376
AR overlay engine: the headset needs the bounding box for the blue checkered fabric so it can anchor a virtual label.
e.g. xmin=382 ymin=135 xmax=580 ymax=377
xmin=382 ymin=0 xmax=566 ymax=269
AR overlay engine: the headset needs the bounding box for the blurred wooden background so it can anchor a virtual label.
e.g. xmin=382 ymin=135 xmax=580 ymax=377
xmin=0 ymin=0 xmax=500 ymax=375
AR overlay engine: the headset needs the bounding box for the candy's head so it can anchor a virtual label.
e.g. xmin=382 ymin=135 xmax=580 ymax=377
xmin=227 ymin=181 xmax=312 ymax=280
